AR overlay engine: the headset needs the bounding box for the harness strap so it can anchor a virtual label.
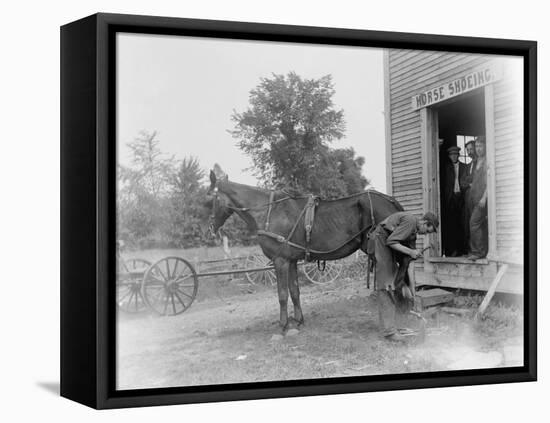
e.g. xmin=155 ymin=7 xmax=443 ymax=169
xmin=265 ymin=190 xmax=275 ymax=231
xmin=257 ymin=223 xmax=372 ymax=256
xmin=366 ymin=189 xmax=377 ymax=288
xmin=228 ymin=195 xmax=291 ymax=213
xmin=366 ymin=255 xmax=371 ymax=289
xmin=304 ymin=195 xmax=317 ymax=261
xmin=285 ymin=197 xmax=311 ymax=243
xmin=367 ymin=190 xmax=375 ymax=228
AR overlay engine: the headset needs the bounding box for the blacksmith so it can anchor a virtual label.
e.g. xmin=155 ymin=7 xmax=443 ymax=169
xmin=371 ymin=211 xmax=438 ymax=342
xmin=441 ymin=145 xmax=467 ymax=256
xmin=460 ymin=138 xmax=478 ymax=253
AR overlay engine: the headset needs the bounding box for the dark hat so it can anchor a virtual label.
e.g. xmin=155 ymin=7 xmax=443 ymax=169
xmin=422 ymin=212 xmax=439 ymax=232
xmin=447 ymin=146 xmax=460 ymax=154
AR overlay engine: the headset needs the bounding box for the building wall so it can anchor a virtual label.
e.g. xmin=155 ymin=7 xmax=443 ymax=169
xmin=385 ymin=49 xmax=524 ymax=259
xmin=492 ymin=69 xmax=524 ymax=257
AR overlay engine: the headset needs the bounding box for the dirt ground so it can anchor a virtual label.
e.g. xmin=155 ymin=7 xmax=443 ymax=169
xmin=116 ymin=268 xmax=524 ymax=390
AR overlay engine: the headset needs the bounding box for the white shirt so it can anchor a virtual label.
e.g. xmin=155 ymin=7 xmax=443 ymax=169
xmin=453 ymin=162 xmax=460 ymax=193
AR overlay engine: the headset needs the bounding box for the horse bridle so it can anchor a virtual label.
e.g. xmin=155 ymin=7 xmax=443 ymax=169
xmin=208 ymin=187 xmax=225 ymax=236
xmin=208 ymin=183 xmax=291 ymax=235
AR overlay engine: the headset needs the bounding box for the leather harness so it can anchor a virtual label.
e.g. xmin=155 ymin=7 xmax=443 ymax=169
xmin=212 ymin=186 xmax=379 ymax=263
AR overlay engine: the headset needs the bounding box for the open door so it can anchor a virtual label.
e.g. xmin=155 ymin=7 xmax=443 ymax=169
xmin=425 ymin=90 xmax=487 ymax=259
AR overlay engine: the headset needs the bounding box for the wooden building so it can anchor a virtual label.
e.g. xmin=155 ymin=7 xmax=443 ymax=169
xmin=383 ymin=50 xmax=523 ymax=294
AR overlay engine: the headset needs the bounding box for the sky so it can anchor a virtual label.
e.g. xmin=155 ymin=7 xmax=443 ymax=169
xmin=117 ymin=33 xmax=387 ymax=192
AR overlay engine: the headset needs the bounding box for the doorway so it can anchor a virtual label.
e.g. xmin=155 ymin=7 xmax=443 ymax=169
xmin=435 ymin=90 xmax=486 ymax=257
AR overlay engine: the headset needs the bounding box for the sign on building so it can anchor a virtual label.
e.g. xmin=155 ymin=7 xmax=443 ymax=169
xmin=411 ymin=66 xmax=502 ymax=110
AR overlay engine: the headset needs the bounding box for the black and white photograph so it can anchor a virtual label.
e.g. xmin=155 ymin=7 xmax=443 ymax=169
xmin=4 ymin=0 xmax=548 ymax=419
xmin=114 ymin=32 xmax=525 ymax=390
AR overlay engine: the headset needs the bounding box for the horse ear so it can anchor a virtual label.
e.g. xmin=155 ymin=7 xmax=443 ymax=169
xmin=213 ymin=163 xmax=224 ymax=176
xmin=209 ymin=170 xmax=217 ymax=185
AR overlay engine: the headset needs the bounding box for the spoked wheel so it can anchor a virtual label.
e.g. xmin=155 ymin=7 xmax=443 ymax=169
xmin=303 ymin=261 xmax=343 ymax=285
xmin=142 ymin=257 xmax=199 ymax=316
xmin=117 ymin=258 xmax=151 ymax=313
xmin=244 ymin=254 xmax=276 ymax=285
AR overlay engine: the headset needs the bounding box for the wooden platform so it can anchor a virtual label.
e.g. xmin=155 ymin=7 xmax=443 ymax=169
xmin=416 ymin=258 xmax=523 ymax=295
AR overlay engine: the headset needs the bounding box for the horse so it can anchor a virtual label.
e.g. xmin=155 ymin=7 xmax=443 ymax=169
xmin=207 ymin=170 xmax=404 ymax=332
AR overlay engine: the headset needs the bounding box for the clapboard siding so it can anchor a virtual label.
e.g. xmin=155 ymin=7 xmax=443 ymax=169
xmin=390 ymin=61 xmax=487 ymax=100
xmin=493 ymin=66 xmax=523 ymax=256
xmin=392 ymin=141 xmax=422 ymax=154
xmin=392 ymin=114 xmax=420 ymax=128
xmin=390 ymin=56 xmax=485 ymax=96
xmin=386 ymin=49 xmax=523 ymax=261
xmin=388 ymin=50 xmax=428 ymax=214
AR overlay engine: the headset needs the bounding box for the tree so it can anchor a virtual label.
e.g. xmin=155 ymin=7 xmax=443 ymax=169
xmin=331 ymin=147 xmax=369 ymax=194
xmin=119 ymin=130 xmax=175 ymax=198
xmin=117 ymin=131 xmax=175 ymax=247
xmin=231 ymin=73 xmax=369 ymax=198
xmin=231 ymin=72 xmax=349 ymax=195
xmin=165 ymin=157 xmax=210 ymax=248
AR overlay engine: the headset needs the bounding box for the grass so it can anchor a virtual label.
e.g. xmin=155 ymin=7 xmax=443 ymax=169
xmin=116 ymin=246 xmax=524 ymax=389
xmin=475 ymin=301 xmax=523 ymax=337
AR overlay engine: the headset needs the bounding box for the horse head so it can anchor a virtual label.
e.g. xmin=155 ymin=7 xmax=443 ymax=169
xmin=206 ymin=169 xmax=234 ymax=235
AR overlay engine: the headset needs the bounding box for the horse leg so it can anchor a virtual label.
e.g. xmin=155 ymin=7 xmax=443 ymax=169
xmin=274 ymin=258 xmax=290 ymax=331
xmin=288 ymin=260 xmax=304 ymax=326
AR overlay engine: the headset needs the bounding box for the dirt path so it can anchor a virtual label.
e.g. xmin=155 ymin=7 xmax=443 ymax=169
xmin=116 ymin=277 xmax=523 ymax=390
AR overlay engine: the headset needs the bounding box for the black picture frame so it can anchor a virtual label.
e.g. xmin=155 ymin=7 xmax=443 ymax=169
xmin=60 ymin=12 xmax=537 ymax=409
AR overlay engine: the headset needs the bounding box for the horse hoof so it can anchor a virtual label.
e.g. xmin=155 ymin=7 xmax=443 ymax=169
xmin=289 ymin=316 xmax=304 ymax=327
xmin=286 ymin=328 xmax=300 ymax=337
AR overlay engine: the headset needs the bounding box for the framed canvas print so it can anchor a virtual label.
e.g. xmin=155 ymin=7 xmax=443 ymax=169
xmin=60 ymin=13 xmax=537 ymax=409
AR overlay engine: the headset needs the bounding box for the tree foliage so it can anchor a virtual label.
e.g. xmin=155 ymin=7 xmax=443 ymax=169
xmin=231 ymin=72 xmax=368 ymax=198
xmin=119 ymin=130 xmax=175 ymax=198
xmin=117 ymin=131 xmax=256 ymax=249
xmin=166 ymin=157 xmax=209 ymax=248
xmin=117 ymin=131 xmax=174 ymax=246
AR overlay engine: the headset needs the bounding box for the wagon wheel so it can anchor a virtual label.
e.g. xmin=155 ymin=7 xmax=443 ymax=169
xmin=303 ymin=261 xmax=343 ymax=285
xmin=244 ymin=254 xmax=276 ymax=286
xmin=117 ymin=258 xmax=151 ymax=313
xmin=142 ymin=257 xmax=199 ymax=316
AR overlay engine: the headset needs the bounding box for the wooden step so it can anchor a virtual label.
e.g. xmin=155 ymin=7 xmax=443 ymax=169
xmin=414 ymin=288 xmax=454 ymax=311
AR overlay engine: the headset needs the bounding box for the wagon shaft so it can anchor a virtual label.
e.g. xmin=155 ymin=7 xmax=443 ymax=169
xmin=198 ymin=265 xmax=275 ymax=278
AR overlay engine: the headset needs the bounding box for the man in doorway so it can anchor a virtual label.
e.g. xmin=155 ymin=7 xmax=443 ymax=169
xmin=371 ymin=211 xmax=438 ymax=342
xmin=460 ymin=139 xmax=478 ymax=253
xmin=441 ymin=146 xmax=467 ymax=256
xmin=466 ymin=137 xmax=488 ymax=260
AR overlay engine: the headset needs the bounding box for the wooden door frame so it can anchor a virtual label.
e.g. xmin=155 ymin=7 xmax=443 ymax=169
xmin=421 ymin=87 xmax=497 ymax=261
xmin=420 ymin=107 xmax=441 ymax=258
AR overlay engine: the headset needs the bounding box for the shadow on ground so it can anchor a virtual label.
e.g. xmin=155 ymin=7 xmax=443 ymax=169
xmin=36 ymin=381 xmax=60 ymax=396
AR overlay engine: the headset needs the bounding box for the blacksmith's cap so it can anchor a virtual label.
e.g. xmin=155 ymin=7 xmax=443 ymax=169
xmin=422 ymin=212 xmax=439 ymax=232
xmin=447 ymin=146 xmax=460 ymax=154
